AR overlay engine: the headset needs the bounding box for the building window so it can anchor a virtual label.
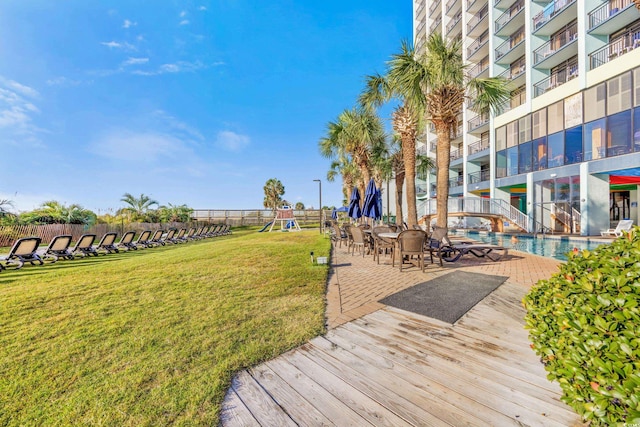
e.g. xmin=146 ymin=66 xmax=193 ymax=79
xmin=506 ymin=121 xmax=518 ymax=148
xmin=634 ymin=107 xmax=640 ymax=151
xmin=583 ymin=118 xmax=606 ymax=161
xmin=607 ymin=72 xmax=632 ymax=115
xmin=584 ymin=83 xmax=606 ymax=122
xmin=518 ymin=115 xmax=531 ymax=144
xmin=634 ymin=68 xmax=640 ymax=107
xmin=507 ymin=146 xmax=518 ymax=176
xmin=518 ymin=140 xmax=533 ymax=174
xmin=564 ymin=93 xmax=582 ymax=128
xmin=533 ymin=137 xmax=547 ymax=171
xmin=496 ymin=149 xmax=507 ymax=178
xmin=565 ymin=125 xmax=583 ymax=164
xmin=607 ymin=110 xmax=632 ymax=156
xmin=496 ymin=125 xmax=506 ymax=151
xmin=532 ymin=109 xmax=547 ymax=139
xmin=548 ymin=131 xmax=565 ymax=168
xmin=547 ymin=101 xmax=564 ymax=134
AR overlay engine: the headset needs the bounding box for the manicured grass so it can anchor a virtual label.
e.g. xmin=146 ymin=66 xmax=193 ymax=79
xmin=0 ymin=229 xmax=331 ymax=426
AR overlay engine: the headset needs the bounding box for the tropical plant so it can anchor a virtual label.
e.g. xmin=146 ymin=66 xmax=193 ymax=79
xmin=635 ymin=0 xmax=640 ymax=11
xmin=19 ymin=201 xmax=96 ymax=225
xmin=0 ymin=199 xmax=14 ymax=215
xmin=403 ymin=34 xmax=509 ymax=228
xmin=524 ymin=228 xmax=640 ymax=425
xmin=158 ymin=203 xmax=193 ymax=223
xmin=263 ymin=178 xmax=285 ymax=211
xmin=325 ymin=149 xmax=361 ymax=205
xmin=119 ymin=193 xmax=159 ymax=222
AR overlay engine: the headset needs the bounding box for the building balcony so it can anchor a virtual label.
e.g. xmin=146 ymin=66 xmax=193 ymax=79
xmin=446 ymin=12 xmax=463 ymax=35
xmin=533 ymin=64 xmax=578 ymax=97
xmin=466 ymin=0 xmax=484 ymax=13
xmin=445 ymin=0 xmax=462 ymax=16
xmin=589 ymin=30 xmax=640 ymax=70
xmin=450 ymin=147 xmax=463 ymax=161
xmin=430 ymin=16 xmax=443 ymax=33
xmin=429 ymin=0 xmax=442 ymax=15
xmin=469 ymin=56 xmax=490 ymax=78
xmin=533 ymin=29 xmax=578 ymax=68
xmin=494 ymin=0 xmax=518 ymax=9
xmin=589 ymin=0 xmax=637 ymax=34
xmin=495 ymin=31 xmax=525 ymax=64
xmin=467 ymin=30 xmax=490 ymax=60
xmin=468 ymin=138 xmax=490 ymax=155
xmin=449 ymin=176 xmax=465 ymax=189
xmin=468 ymin=112 xmax=490 ymax=133
xmin=532 ymin=0 xmax=577 ymax=37
xmin=467 ymin=4 xmax=489 ymax=37
xmin=468 ymin=169 xmax=491 ymax=184
xmin=495 ymin=0 xmax=525 ymax=37
xmin=498 ymin=64 xmax=526 ymax=88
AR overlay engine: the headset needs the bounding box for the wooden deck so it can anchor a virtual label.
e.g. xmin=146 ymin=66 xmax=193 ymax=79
xmin=220 ymin=280 xmax=584 ymax=426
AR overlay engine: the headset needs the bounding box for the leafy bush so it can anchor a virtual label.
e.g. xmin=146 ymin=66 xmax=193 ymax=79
xmin=524 ymin=227 xmax=640 ymax=426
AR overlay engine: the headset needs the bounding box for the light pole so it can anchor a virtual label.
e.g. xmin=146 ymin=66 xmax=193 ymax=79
xmin=313 ymin=179 xmax=322 ymax=234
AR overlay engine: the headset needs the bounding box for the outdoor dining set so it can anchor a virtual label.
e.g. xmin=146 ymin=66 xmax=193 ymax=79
xmin=0 ymin=224 xmax=231 ymax=272
xmin=330 ymin=222 xmax=508 ymax=272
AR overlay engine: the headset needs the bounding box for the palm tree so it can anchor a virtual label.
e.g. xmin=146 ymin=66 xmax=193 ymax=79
xmin=0 ymin=199 xmax=14 ymax=215
xmin=327 ymin=157 xmax=360 ymax=206
xmin=19 ymin=201 xmax=96 ymax=225
xmin=158 ymin=203 xmax=193 ymax=222
xmin=392 ymin=34 xmax=509 ymax=229
xmin=263 ymin=178 xmax=285 ymax=211
xmin=635 ymin=0 xmax=640 ymax=11
xmin=120 ymin=193 xmax=159 ymax=221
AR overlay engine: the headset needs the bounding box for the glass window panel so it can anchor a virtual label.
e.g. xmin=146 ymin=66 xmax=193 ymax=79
xmin=547 ymin=131 xmax=564 ymax=168
xmin=506 ymin=121 xmax=518 ymax=148
xmin=584 ymin=83 xmax=606 ymax=122
xmin=634 ymin=107 xmax=640 ymax=152
xmin=496 ymin=149 xmax=507 ymax=178
xmin=518 ymin=141 xmax=533 ymax=174
xmin=634 ymin=68 xmax=640 ymax=107
xmin=495 ymin=126 xmax=506 ymax=151
xmin=533 ymin=137 xmax=547 ymax=171
xmin=507 ymin=146 xmax=519 ymax=176
xmin=607 ymin=110 xmax=632 ymax=156
xmin=532 ymin=109 xmax=547 ymax=139
xmin=583 ymin=119 xmax=606 ymax=161
xmin=564 ymin=93 xmax=582 ymax=128
xmin=607 ymin=72 xmax=632 ymax=115
xmin=518 ymin=115 xmax=531 ymax=144
xmin=547 ymin=101 xmax=564 ymax=134
xmin=565 ymin=125 xmax=583 ymax=164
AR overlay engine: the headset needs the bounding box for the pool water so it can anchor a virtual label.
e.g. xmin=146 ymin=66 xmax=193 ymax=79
xmin=451 ymin=231 xmax=609 ymax=261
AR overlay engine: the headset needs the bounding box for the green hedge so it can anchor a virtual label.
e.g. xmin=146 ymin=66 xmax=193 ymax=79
xmin=523 ymin=227 xmax=640 ymax=426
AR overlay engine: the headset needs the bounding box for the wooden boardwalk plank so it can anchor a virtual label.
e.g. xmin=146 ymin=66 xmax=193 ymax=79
xmin=219 ymin=379 xmax=261 ymax=427
xmin=230 ymin=371 xmax=296 ymax=427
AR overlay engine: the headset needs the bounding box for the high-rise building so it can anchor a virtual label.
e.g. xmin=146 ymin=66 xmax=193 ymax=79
xmin=413 ymin=0 xmax=640 ymax=235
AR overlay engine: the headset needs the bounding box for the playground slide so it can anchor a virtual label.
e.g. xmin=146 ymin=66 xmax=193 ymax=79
xmin=258 ymin=222 xmax=273 ymax=232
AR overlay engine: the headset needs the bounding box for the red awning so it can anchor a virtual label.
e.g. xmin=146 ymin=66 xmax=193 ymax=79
xmin=610 ymin=175 xmax=640 ymax=184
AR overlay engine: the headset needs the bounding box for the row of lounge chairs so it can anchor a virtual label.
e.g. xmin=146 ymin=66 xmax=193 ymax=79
xmin=0 ymin=224 xmax=232 ymax=271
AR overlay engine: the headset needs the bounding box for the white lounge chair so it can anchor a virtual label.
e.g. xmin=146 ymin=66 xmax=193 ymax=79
xmin=600 ymin=219 xmax=634 ymax=237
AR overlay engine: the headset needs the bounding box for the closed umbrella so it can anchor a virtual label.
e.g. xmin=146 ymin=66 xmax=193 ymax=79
xmin=363 ymin=178 xmax=381 ymax=220
xmin=331 ymin=206 xmax=348 ymax=219
xmin=348 ymin=187 xmax=362 ymax=220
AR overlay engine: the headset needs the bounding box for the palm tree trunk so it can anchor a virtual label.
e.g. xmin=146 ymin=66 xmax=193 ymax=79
xmin=394 ymin=170 xmax=405 ymax=225
xmin=435 ymin=121 xmax=452 ymax=229
xmin=402 ymin=136 xmax=417 ymax=227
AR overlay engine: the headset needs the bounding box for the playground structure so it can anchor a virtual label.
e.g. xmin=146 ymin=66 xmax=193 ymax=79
xmin=268 ymin=206 xmax=301 ymax=232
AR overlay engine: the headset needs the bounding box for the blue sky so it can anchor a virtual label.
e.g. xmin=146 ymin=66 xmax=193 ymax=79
xmin=0 ymin=1 xmax=411 ymax=213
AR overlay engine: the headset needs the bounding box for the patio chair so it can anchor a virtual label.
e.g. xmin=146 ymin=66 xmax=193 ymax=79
xmin=396 ymin=229 xmax=427 ymax=272
xmin=39 ymin=235 xmax=74 ymax=261
xmin=134 ymin=230 xmax=153 ymax=248
xmin=1 ymin=237 xmax=44 ymax=270
xmin=429 ymin=226 xmax=508 ymax=262
xmin=331 ymin=223 xmax=349 ymax=248
xmin=350 ymin=226 xmax=367 ymax=257
xmin=170 ymin=228 xmax=187 ymax=244
xmin=600 ymin=219 xmax=634 ymax=237
xmin=117 ymin=231 xmax=137 ymax=251
xmin=71 ymin=234 xmax=98 ymax=257
xmin=148 ymin=230 xmax=165 ymax=247
xmin=426 ymin=226 xmax=449 ymax=267
xmin=95 ymin=232 xmax=119 ymax=254
xmin=159 ymin=228 xmax=177 ymax=245
xmin=184 ymin=228 xmax=196 ymax=241
xmin=371 ymin=226 xmax=394 ymax=264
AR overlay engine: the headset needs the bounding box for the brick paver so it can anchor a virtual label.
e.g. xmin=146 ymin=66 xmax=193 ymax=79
xmin=326 ymin=240 xmax=562 ymax=328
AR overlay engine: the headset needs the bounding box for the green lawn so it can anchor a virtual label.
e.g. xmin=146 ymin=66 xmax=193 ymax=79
xmin=0 ymin=229 xmax=331 ymax=426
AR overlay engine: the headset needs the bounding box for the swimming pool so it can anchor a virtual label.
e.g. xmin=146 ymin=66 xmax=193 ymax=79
xmin=450 ymin=230 xmax=610 ymax=261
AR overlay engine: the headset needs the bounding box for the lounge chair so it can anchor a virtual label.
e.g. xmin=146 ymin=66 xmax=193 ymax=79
xmin=134 ymin=230 xmax=153 ymax=248
xmin=170 ymin=228 xmax=186 ymax=244
xmin=117 ymin=231 xmax=137 ymax=251
xmin=184 ymin=228 xmax=196 ymax=241
xmin=600 ymin=219 xmax=634 ymax=237
xmin=1 ymin=237 xmax=44 ymax=270
xmin=71 ymin=234 xmax=98 ymax=257
xmin=430 ymin=227 xmax=508 ymax=262
xmin=95 ymin=232 xmax=119 ymax=254
xmin=156 ymin=228 xmax=177 ymax=246
xmin=148 ymin=230 xmax=165 ymax=247
xmin=39 ymin=235 xmax=74 ymax=261
xmin=396 ymin=229 xmax=427 ymax=272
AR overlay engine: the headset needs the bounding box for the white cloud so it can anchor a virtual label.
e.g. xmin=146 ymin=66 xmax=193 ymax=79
xmin=46 ymin=76 xmax=84 ymax=86
xmin=131 ymin=60 xmax=206 ymax=76
xmin=179 ymin=19 xmax=190 ymax=26
xmin=100 ymin=41 xmax=136 ymax=51
xmin=121 ymin=57 xmax=149 ymax=66
xmin=199 ymin=6 xmax=207 ymax=11
xmin=180 ymin=10 xmax=187 ymax=17
xmin=123 ymin=19 xmax=137 ymax=28
xmin=0 ymin=77 xmax=42 ymax=143
xmin=215 ymin=131 xmax=250 ymax=152
xmin=90 ymin=130 xmax=188 ymax=162
xmin=152 ymin=110 xmax=204 ymax=141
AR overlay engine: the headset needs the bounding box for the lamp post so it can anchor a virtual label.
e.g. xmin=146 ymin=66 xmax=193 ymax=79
xmin=313 ymin=179 xmax=322 ymax=234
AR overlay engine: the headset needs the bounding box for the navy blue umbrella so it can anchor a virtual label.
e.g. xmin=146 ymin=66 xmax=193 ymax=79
xmin=331 ymin=206 xmax=348 ymax=219
xmin=348 ymin=187 xmax=362 ymax=219
xmin=363 ymin=178 xmax=381 ymax=220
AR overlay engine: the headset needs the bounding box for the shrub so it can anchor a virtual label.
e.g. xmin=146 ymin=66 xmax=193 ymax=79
xmin=523 ymin=227 xmax=640 ymax=426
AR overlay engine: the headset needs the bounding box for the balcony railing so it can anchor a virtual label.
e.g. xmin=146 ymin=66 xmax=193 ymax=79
xmin=450 ymin=147 xmax=463 ymax=161
xmin=495 ymin=0 xmax=525 ymax=33
xmin=495 ymin=32 xmax=525 ymax=60
xmin=533 ymin=25 xmax=578 ymax=64
xmin=467 ymin=0 xmax=479 ymax=12
xmin=467 ymin=30 xmax=489 ymax=57
xmin=499 ymin=64 xmax=525 ymax=80
xmin=589 ymin=0 xmax=633 ymax=29
xmin=430 ymin=16 xmax=443 ymax=33
xmin=533 ymin=0 xmax=576 ymax=31
xmin=589 ymin=29 xmax=640 ymax=69
xmin=534 ymin=63 xmax=578 ymax=97
xmin=468 ymin=113 xmax=490 ymax=130
xmin=467 ymin=4 xmax=489 ymax=33
xmin=468 ymin=137 xmax=490 ymax=155
xmin=446 ymin=0 xmax=459 ymax=13
xmin=468 ymin=170 xmax=491 ymax=184
xmin=429 ymin=0 xmax=441 ymax=14
xmin=469 ymin=56 xmax=490 ymax=77
xmin=449 ymin=176 xmax=464 ymax=188
xmin=446 ymin=12 xmax=462 ymax=34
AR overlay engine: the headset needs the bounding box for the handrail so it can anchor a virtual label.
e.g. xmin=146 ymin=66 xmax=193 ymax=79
xmin=588 ymin=0 xmax=633 ymax=29
xmin=419 ymin=197 xmax=530 ymax=231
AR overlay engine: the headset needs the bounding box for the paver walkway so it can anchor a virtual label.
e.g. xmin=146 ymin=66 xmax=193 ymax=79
xmin=221 ymin=239 xmax=585 ymax=426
